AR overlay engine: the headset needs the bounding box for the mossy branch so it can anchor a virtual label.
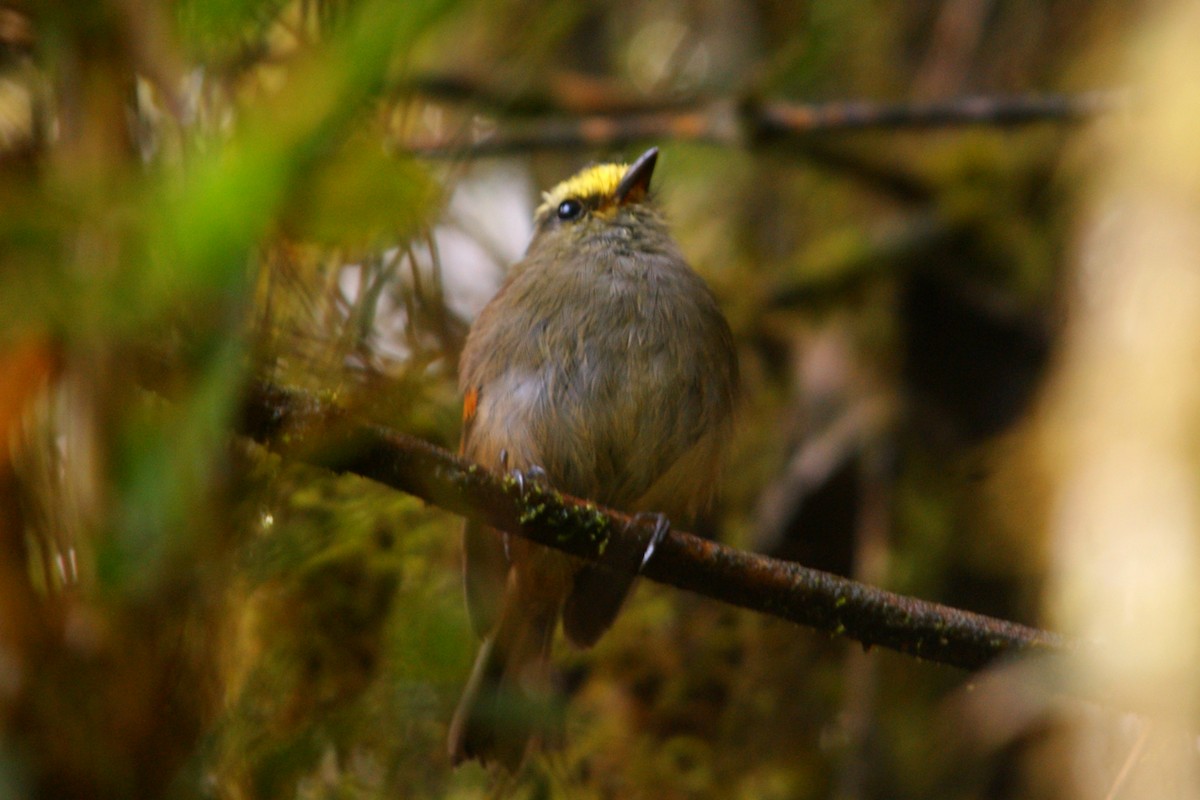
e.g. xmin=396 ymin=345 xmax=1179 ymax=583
xmin=239 ymin=381 xmax=1067 ymax=671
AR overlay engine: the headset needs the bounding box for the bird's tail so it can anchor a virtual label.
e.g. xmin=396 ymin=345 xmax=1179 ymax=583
xmin=447 ymin=597 xmax=560 ymax=770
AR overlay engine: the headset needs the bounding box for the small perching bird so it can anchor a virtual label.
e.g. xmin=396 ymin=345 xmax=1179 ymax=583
xmin=448 ymin=148 xmax=738 ymax=769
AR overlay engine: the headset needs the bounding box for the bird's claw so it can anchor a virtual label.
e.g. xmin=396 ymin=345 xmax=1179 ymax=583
xmin=498 ymin=450 xmax=549 ymax=497
xmin=512 ymin=464 xmax=549 ymax=498
xmin=629 ymin=512 xmax=670 ymax=571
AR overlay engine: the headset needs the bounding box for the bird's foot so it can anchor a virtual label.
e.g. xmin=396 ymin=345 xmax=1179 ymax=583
xmin=513 ymin=464 xmax=550 ymax=498
xmin=499 ymin=450 xmax=549 ymax=498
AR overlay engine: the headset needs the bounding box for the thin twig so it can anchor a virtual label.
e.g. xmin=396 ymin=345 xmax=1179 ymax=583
xmin=237 ymin=381 xmax=1068 ymax=672
xmin=753 ymin=91 xmax=1122 ymax=135
xmin=404 ymin=91 xmax=1127 ymax=159
xmin=407 ymin=71 xmax=701 ymax=116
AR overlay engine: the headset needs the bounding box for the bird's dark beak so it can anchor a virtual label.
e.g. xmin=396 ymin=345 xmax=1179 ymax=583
xmin=615 ymin=147 xmax=658 ymax=205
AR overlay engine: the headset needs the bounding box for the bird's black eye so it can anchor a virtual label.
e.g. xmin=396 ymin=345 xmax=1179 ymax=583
xmin=557 ymin=199 xmax=584 ymax=221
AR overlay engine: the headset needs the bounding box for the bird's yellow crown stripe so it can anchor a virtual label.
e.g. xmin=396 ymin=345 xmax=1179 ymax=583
xmin=535 ymin=162 xmax=630 ymax=217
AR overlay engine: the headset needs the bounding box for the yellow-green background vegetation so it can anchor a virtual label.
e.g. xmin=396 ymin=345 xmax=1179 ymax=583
xmin=2 ymin=1 xmax=1196 ymax=798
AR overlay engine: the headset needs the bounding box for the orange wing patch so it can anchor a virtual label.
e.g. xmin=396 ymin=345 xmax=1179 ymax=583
xmin=463 ymin=386 xmax=479 ymax=424
xmin=460 ymin=386 xmax=480 ymax=455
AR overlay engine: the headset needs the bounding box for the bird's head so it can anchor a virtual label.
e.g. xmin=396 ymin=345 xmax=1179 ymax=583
xmin=528 ymin=147 xmax=664 ymax=253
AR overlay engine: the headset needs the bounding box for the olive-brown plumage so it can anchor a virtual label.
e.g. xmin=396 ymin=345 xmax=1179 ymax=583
xmin=448 ymin=148 xmax=737 ymax=769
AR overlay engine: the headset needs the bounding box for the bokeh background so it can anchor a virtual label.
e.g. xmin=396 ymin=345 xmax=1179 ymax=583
xmin=3 ymin=1 xmax=1200 ymax=798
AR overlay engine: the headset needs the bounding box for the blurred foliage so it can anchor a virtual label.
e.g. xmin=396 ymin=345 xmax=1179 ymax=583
xmin=0 ymin=0 xmax=1165 ymax=798
xmin=210 ymin=448 xmax=471 ymax=798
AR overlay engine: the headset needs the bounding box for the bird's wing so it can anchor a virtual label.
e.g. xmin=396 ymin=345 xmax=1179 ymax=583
xmin=459 ymin=386 xmax=510 ymax=638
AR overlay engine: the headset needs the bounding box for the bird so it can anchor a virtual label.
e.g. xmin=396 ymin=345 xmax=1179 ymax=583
xmin=448 ymin=147 xmax=738 ymax=769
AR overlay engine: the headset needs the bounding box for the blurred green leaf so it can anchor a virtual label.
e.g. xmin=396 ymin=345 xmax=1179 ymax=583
xmin=175 ymin=0 xmax=286 ymax=58
xmin=142 ymin=0 xmax=453 ymax=313
xmin=102 ymin=336 xmax=245 ymax=596
xmin=284 ymin=140 xmax=441 ymax=247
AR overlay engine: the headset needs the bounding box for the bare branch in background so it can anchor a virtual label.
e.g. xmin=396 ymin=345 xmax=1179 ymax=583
xmin=403 ymin=90 xmax=1127 ymax=159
